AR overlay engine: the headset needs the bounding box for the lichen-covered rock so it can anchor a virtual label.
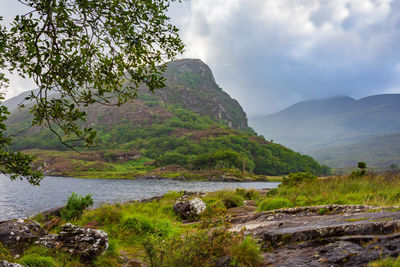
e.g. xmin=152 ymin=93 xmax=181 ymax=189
xmin=0 ymin=219 xmax=47 ymax=255
xmin=173 ymin=197 xmax=206 ymax=219
xmin=36 ymin=223 xmax=108 ymax=261
xmin=0 ymin=261 xmax=24 ymax=267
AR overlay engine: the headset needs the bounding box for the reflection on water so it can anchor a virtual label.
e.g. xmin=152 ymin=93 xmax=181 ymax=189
xmin=0 ymin=175 xmax=279 ymax=221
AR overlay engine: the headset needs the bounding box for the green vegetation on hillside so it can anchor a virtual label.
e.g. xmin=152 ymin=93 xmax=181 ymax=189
xmin=9 ymin=105 xmax=330 ymax=177
xmin=4 ymin=59 xmax=330 ymax=178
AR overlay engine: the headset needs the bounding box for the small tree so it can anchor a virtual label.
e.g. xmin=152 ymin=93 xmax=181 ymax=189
xmin=357 ymin=161 xmax=367 ymax=176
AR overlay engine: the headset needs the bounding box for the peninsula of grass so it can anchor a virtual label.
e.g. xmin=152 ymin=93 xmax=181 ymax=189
xmin=26 ymin=149 xmax=282 ymax=181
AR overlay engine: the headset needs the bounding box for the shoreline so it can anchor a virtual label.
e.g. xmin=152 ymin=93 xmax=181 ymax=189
xmin=42 ymin=172 xmax=283 ymax=182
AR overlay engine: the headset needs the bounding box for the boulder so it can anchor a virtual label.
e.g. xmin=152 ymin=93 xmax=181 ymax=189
xmin=173 ymin=197 xmax=206 ymax=220
xmin=36 ymin=223 xmax=108 ymax=261
xmin=0 ymin=219 xmax=47 ymax=255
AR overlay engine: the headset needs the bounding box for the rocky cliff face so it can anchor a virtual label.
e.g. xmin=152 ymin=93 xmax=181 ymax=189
xmin=5 ymin=59 xmax=252 ymax=134
xmin=152 ymin=59 xmax=250 ymax=131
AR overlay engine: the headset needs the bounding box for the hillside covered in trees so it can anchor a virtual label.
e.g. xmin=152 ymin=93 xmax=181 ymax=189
xmin=5 ymin=59 xmax=330 ymax=178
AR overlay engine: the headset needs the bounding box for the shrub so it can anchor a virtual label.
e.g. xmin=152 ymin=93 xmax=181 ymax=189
xmin=143 ymin=222 xmax=259 ymax=267
xmin=0 ymin=242 xmax=13 ymax=262
xmin=282 ymin=172 xmax=317 ymax=186
xmin=60 ymin=192 xmax=94 ymax=221
xmin=266 ymin=188 xmax=278 ymax=197
xmin=205 ymin=190 xmax=244 ymax=209
xmin=236 ymin=188 xmax=260 ymax=200
xmin=231 ymin=236 xmax=263 ymax=267
xmin=355 ymin=161 xmax=367 ymax=176
xmin=259 ymin=198 xmax=292 ymax=211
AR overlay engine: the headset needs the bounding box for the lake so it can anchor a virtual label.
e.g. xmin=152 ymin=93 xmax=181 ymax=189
xmin=0 ymin=175 xmax=279 ymax=221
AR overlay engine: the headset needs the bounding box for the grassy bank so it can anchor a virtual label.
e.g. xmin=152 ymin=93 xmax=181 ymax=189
xmin=1 ymin=189 xmax=264 ymax=267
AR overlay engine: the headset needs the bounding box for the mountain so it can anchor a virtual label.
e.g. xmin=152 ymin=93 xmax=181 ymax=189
xmin=249 ymin=94 xmax=400 ymax=168
xmin=308 ymin=132 xmax=400 ymax=168
xmin=4 ymin=59 xmax=330 ymax=177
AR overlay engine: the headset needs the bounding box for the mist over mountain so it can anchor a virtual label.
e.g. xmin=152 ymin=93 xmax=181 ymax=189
xmin=308 ymin=132 xmax=400 ymax=168
xmin=250 ymin=94 xmax=400 ymax=168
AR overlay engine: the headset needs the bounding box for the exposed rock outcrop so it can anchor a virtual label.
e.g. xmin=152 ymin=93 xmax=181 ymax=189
xmin=0 ymin=219 xmax=47 ymax=255
xmin=231 ymin=205 xmax=400 ymax=266
xmin=174 ymin=197 xmax=206 ymax=220
xmin=36 ymin=223 xmax=108 ymax=261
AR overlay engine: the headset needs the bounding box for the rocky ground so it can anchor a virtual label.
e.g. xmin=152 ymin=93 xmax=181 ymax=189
xmin=229 ymin=204 xmax=400 ymax=266
xmin=4 ymin=191 xmax=400 ymax=266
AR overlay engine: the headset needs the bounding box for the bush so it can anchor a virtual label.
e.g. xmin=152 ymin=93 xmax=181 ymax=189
xmin=282 ymin=172 xmax=317 ymax=186
xmin=231 ymin=236 xmax=263 ymax=267
xmin=60 ymin=192 xmax=94 ymax=221
xmin=143 ymin=222 xmax=260 ymax=267
xmin=0 ymin=242 xmax=13 ymax=262
xmin=236 ymin=188 xmax=260 ymax=200
xmin=259 ymin=198 xmax=292 ymax=211
xmin=205 ymin=190 xmax=244 ymax=209
xmin=156 ymin=151 xmax=188 ymax=167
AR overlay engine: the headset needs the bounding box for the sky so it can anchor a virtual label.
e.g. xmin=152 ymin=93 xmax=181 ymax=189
xmin=2 ymin=0 xmax=400 ymax=115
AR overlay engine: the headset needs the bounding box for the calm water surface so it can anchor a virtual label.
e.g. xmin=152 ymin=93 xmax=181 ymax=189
xmin=0 ymin=175 xmax=279 ymax=221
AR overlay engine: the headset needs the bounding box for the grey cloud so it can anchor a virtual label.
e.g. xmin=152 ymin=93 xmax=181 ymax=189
xmin=170 ymin=0 xmax=400 ymax=115
xmin=2 ymin=0 xmax=400 ymax=117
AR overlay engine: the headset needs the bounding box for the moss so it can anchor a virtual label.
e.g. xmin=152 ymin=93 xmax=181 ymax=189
xmin=341 ymin=217 xmax=370 ymax=222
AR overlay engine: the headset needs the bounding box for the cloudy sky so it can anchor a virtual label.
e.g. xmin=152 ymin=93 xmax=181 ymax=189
xmin=2 ymin=0 xmax=400 ymax=115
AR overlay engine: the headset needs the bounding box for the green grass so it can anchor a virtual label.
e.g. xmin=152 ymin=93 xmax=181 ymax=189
xmin=258 ymin=172 xmax=400 ymax=208
xmin=16 ymin=189 xmax=266 ymax=266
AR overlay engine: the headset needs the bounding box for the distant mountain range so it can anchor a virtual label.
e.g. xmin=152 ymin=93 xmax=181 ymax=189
xmin=3 ymin=59 xmax=329 ymax=176
xmin=250 ymin=94 xmax=400 ymax=168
